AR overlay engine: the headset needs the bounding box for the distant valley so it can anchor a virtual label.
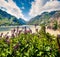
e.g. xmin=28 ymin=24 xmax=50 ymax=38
xmin=0 ymin=9 xmax=60 ymax=28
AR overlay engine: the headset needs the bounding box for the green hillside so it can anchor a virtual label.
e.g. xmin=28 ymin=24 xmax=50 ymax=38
xmin=0 ymin=9 xmax=26 ymax=26
xmin=28 ymin=11 xmax=60 ymax=25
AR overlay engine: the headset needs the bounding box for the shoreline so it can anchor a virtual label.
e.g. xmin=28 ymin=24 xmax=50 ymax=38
xmin=0 ymin=26 xmax=41 ymax=35
xmin=0 ymin=26 xmax=60 ymax=36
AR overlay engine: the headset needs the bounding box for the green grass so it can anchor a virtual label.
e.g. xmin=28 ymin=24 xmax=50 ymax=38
xmin=0 ymin=27 xmax=60 ymax=57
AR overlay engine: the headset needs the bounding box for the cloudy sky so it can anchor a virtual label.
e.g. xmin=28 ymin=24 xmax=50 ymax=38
xmin=0 ymin=0 xmax=60 ymax=21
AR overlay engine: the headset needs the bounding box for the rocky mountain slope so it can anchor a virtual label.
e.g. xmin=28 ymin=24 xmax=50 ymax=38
xmin=28 ymin=11 xmax=60 ymax=25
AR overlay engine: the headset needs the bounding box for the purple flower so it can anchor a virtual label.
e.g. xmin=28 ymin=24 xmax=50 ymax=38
xmin=0 ymin=33 xmax=3 ymax=37
xmin=11 ymin=34 xmax=15 ymax=38
xmin=5 ymin=39 xmax=10 ymax=45
xmin=6 ymin=36 xmax=9 ymax=39
xmin=13 ymin=43 xmax=20 ymax=50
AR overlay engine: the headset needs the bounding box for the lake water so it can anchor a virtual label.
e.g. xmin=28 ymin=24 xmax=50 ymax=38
xmin=0 ymin=25 xmax=41 ymax=35
xmin=0 ymin=25 xmax=36 ymax=31
xmin=0 ymin=25 xmax=60 ymax=36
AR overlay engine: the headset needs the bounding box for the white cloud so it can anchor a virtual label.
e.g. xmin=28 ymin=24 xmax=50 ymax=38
xmin=41 ymin=1 xmax=60 ymax=12
xmin=29 ymin=0 xmax=60 ymax=18
xmin=0 ymin=0 xmax=26 ymax=20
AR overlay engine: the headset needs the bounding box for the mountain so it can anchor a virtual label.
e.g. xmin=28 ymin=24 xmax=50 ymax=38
xmin=0 ymin=9 xmax=26 ymax=26
xmin=51 ymin=11 xmax=60 ymax=19
xmin=28 ymin=11 xmax=60 ymax=25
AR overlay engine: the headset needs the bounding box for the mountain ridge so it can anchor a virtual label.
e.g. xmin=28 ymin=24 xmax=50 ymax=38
xmin=28 ymin=10 xmax=60 ymax=25
xmin=0 ymin=9 xmax=26 ymax=26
